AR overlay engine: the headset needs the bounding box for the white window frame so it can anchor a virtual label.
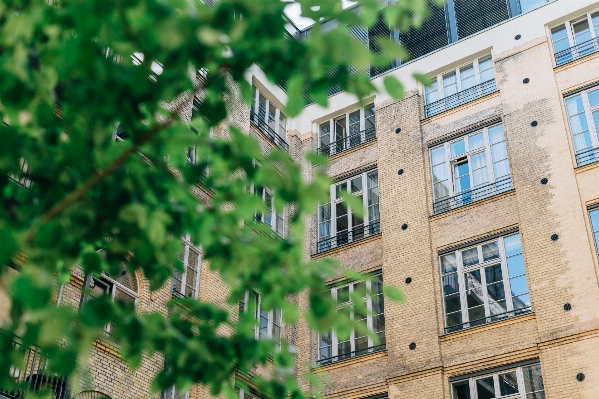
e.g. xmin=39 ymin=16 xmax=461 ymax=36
xmin=162 ymin=386 xmax=189 ymax=399
xmin=429 ymin=124 xmax=510 ymax=201
xmin=317 ymin=170 xmax=378 ymax=241
xmin=451 ymin=363 xmax=545 ymax=399
xmin=239 ymin=291 xmax=283 ymax=349
xmin=564 ymin=87 xmax=599 ymax=164
xmin=249 ymin=183 xmax=285 ymax=237
xmin=425 ymin=55 xmax=495 ymax=105
xmin=550 ymin=11 xmax=599 ymax=53
xmin=252 ymin=87 xmax=287 ymax=141
xmin=318 ymin=274 xmax=384 ymax=363
xmin=87 ymin=273 xmax=139 ymax=336
xmin=172 ymin=235 xmax=202 ymax=299
xmin=317 ymin=102 xmax=376 ymax=152
xmin=440 ymin=233 xmax=531 ymax=332
xmin=589 ymin=207 xmax=599 ymax=260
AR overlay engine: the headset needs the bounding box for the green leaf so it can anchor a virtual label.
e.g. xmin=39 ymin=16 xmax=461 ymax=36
xmin=414 ymin=72 xmax=432 ymax=86
xmin=0 ymin=227 xmax=16 ymax=266
xmin=383 ymin=76 xmax=405 ymax=99
xmin=383 ymin=285 xmax=405 ymax=303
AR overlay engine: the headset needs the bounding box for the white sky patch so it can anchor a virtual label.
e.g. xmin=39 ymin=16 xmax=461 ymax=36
xmin=284 ymin=0 xmax=357 ymax=30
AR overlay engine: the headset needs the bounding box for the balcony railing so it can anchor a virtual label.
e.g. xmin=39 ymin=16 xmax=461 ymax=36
xmin=316 ymin=343 xmax=386 ymax=366
xmin=575 ymin=146 xmax=599 ymax=167
xmin=555 ymin=37 xmax=599 ymax=67
xmin=1 ymin=337 xmax=70 ymax=399
xmin=315 ymin=219 xmax=380 ymax=254
xmin=424 ymin=79 xmax=498 ymax=118
xmin=317 ymin=126 xmax=376 ymax=157
xmin=433 ymin=176 xmax=513 ymax=215
xmin=444 ymin=306 xmax=532 ymax=334
xmin=249 ymin=110 xmax=289 ymax=151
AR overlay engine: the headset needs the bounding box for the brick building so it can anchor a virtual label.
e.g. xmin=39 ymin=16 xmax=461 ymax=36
xmin=3 ymin=0 xmax=599 ymax=398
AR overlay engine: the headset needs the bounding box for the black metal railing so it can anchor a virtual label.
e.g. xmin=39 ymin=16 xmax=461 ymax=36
xmin=433 ymin=176 xmax=512 ymax=214
xmin=316 ymin=343 xmax=386 ymax=366
xmin=249 ymin=110 xmax=289 ymax=151
xmin=1 ymin=337 xmax=70 ymax=399
xmin=575 ymin=146 xmax=599 ymax=167
xmin=555 ymin=37 xmax=599 ymax=67
xmin=172 ymin=288 xmax=186 ymax=299
xmin=316 ymin=219 xmax=380 ymax=254
xmin=424 ymin=79 xmax=497 ymax=118
xmin=317 ymin=127 xmax=376 ymax=157
xmin=444 ymin=306 xmax=532 ymax=334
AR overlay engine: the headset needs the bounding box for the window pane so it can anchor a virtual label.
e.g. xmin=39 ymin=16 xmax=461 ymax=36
xmin=319 ymin=331 xmax=332 ymax=359
xmin=351 ymin=177 xmax=363 ymax=193
xmin=337 ymin=286 xmax=350 ymax=304
xmin=507 ymin=254 xmax=525 ymax=277
xmin=588 ymin=89 xmax=599 ymax=108
xmin=504 ymin=234 xmax=523 ymax=256
xmin=466 ymin=270 xmax=485 ymax=324
xmin=565 ymin=95 xmax=585 ymax=116
xmin=573 ymin=18 xmax=592 ymax=44
xmin=509 ymin=275 xmax=529 ymax=296
xmin=569 ymin=113 xmax=590 ymax=135
xmin=450 ymin=139 xmax=466 ymax=157
xmin=590 ymin=209 xmax=599 ymax=232
xmin=454 ymin=161 xmax=471 ymax=192
xmin=446 ymin=310 xmax=463 ymax=328
xmin=441 ymin=253 xmax=457 ymax=273
xmin=551 ymin=25 xmax=570 ymax=53
xmin=478 ymin=56 xmax=495 ymax=82
xmin=443 ymin=72 xmax=458 ymax=96
xmin=335 ymin=116 xmax=346 ymax=140
xmin=431 ymin=146 xmax=446 ymax=165
xmin=452 ymin=381 xmax=471 ymax=399
xmin=482 ymin=242 xmax=500 ymax=261
xmin=372 ymin=294 xmax=385 ymax=314
xmin=434 ymin=181 xmax=450 ymax=199
xmin=499 ymin=371 xmax=519 ymax=395
xmin=443 ymin=273 xmax=459 ymax=295
xmin=373 ymin=313 xmax=385 ymax=332
xmin=349 ymin=110 xmax=360 ymax=137
xmin=491 ymin=142 xmax=508 ymax=162
xmin=468 ymin=133 xmax=484 ymax=150
xmin=460 ymin=64 xmax=476 ymax=90
xmin=445 ymin=293 xmax=461 ymax=313
xmin=319 ymin=122 xmax=331 ymax=147
xmin=364 ymin=103 xmax=376 ymax=129
xmin=259 ymin=309 xmax=269 ymax=339
xmin=493 ymin=159 xmax=510 ymax=179
xmin=336 ymin=202 xmax=348 ymax=232
xmin=432 ymin=164 xmax=448 ymax=183
xmin=476 ymin=376 xmax=496 ymax=399
xmin=426 ymin=81 xmax=439 ymax=104
xmin=523 ymin=364 xmax=545 ymax=393
xmin=462 ymin=248 xmax=479 ymax=267
xmin=513 ymin=293 xmax=531 ymax=309
xmin=372 ymin=274 xmax=383 ymax=295
xmin=488 ymin=124 xmax=505 ymax=144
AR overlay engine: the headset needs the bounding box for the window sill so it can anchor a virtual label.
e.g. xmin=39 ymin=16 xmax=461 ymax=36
xmin=313 ymin=346 xmax=387 ymax=371
xmin=439 ymin=310 xmax=535 ymax=341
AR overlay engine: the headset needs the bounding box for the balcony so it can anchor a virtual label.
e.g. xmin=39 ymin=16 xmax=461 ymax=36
xmin=1 ymin=337 xmax=70 ymax=399
xmin=444 ymin=306 xmax=532 ymax=334
xmin=424 ymin=79 xmax=498 ymax=118
xmin=575 ymin=146 xmax=599 ymax=167
xmin=317 ymin=127 xmax=376 ymax=157
xmin=316 ymin=343 xmax=386 ymax=366
xmin=315 ymin=219 xmax=380 ymax=254
xmin=433 ymin=176 xmax=513 ymax=215
xmin=555 ymin=37 xmax=599 ymax=67
xmin=249 ymin=110 xmax=289 ymax=151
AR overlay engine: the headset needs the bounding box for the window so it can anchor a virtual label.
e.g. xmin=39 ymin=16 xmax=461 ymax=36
xmin=239 ymin=291 xmax=283 ymax=349
xmin=452 ymin=362 xmax=545 ymax=399
xmin=318 ymin=273 xmax=385 ymax=365
xmin=424 ymin=55 xmax=497 ymax=116
xmin=317 ymin=170 xmax=379 ymax=252
xmin=430 ymin=124 xmax=512 ymax=213
xmin=564 ymin=86 xmax=599 ymax=167
xmin=589 ymin=207 xmax=599 ymax=259
xmin=441 ymin=233 xmax=531 ymax=333
xmin=551 ymin=11 xmax=599 ymax=66
xmin=161 ymin=387 xmax=188 ymax=399
xmin=238 ymin=389 xmax=265 ymax=399
xmin=83 ymin=269 xmax=138 ymax=336
xmin=251 ymin=184 xmax=285 ymax=237
xmin=172 ymin=237 xmax=201 ymax=299
xmin=317 ymin=103 xmax=376 ymax=156
xmin=250 ymin=86 xmax=288 ymax=147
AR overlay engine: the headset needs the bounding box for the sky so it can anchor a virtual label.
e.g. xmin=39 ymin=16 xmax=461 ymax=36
xmin=283 ymin=0 xmax=357 ymax=30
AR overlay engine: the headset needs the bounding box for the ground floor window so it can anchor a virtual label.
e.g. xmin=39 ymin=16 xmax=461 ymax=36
xmin=452 ymin=361 xmax=545 ymax=399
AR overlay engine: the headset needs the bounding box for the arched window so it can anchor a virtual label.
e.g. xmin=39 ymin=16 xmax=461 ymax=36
xmin=81 ymin=264 xmax=139 ymax=337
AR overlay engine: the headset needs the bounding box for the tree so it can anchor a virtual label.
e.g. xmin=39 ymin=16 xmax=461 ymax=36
xmin=0 ymin=0 xmax=431 ymax=397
